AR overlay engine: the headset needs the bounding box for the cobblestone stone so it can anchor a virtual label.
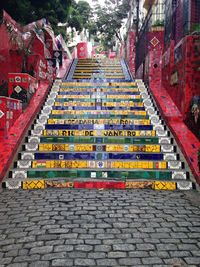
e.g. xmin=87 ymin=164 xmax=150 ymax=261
xmin=41 ymin=252 xmax=67 ymax=260
xmin=52 ymin=259 xmax=74 ymax=266
xmin=54 ymin=245 xmax=73 ymax=252
xmin=88 ymin=252 xmax=106 ymax=259
xmin=96 ymin=259 xmax=117 ymax=266
xmin=136 ymin=243 xmax=155 ymax=250
xmin=7 ymin=263 xmax=28 ymax=267
xmin=7 ymin=231 xmax=27 ymax=239
xmin=72 ymin=228 xmax=87 ymax=234
xmin=1 ymin=244 xmax=22 ymax=252
xmin=63 ymin=239 xmax=84 ymax=245
xmin=13 ymin=255 xmax=40 ymax=262
xmin=191 ymin=250 xmax=200 ymax=256
xmin=119 ymin=258 xmax=142 ymax=265
xmin=37 ymin=234 xmax=58 ymax=241
xmin=29 ymin=245 xmax=53 ymax=254
xmin=142 ymin=257 xmax=163 ymax=265
xmin=103 ymin=239 xmax=124 ymax=245
xmin=17 ymin=236 xmax=36 ymax=243
xmin=45 ymin=240 xmax=64 ymax=246
xmin=67 ymin=252 xmax=87 ymax=258
xmin=75 ymin=258 xmax=96 ymax=266
xmin=113 ymin=244 xmax=135 ymax=251
xmin=128 ymin=251 xmax=149 ymax=257
xmin=88 ymin=228 xmax=104 ymax=234
xmin=163 ymin=258 xmax=188 ymax=266
xmin=108 ymin=251 xmax=127 ymax=258
xmin=0 ymin=257 xmax=13 ymax=265
xmin=95 ymin=245 xmax=112 ymax=252
xmin=184 ymin=257 xmax=200 ymax=264
xmin=5 ymin=250 xmax=19 ymax=257
xmin=75 ymin=244 xmax=93 ymax=252
xmin=29 ymin=261 xmax=50 ymax=267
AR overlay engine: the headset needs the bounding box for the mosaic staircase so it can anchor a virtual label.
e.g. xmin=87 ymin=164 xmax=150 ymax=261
xmin=3 ymin=59 xmax=195 ymax=190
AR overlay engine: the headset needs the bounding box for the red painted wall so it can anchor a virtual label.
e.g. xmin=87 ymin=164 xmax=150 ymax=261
xmin=162 ymin=36 xmax=200 ymax=118
xmin=0 ymin=24 xmax=22 ymax=83
xmin=0 ymin=97 xmax=22 ymax=138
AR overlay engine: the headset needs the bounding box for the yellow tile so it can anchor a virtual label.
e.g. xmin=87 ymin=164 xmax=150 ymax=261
xmin=32 ymin=161 xmax=38 ymax=168
xmin=65 ymin=161 xmax=73 ymax=168
xmin=45 ymin=161 xmax=51 ymax=168
xmin=47 ymin=119 xmax=55 ymax=124
xmin=145 ymin=145 xmax=160 ymax=152
xmin=153 ymin=181 xmax=176 ymax=190
xmin=148 ymin=162 xmax=153 ymax=169
xmin=38 ymin=144 xmax=44 ymax=151
xmin=23 ymin=180 xmax=45 ymax=189
xmin=124 ymin=162 xmax=131 ymax=169
xmin=52 ymin=144 xmax=65 ymax=151
xmin=60 ymin=161 xmax=66 ymax=168
xmin=160 ymin=162 xmax=167 ymax=169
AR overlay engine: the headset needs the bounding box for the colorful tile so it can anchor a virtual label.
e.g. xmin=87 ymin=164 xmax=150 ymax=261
xmin=23 ymin=180 xmax=46 ymax=189
xmin=46 ymin=181 xmax=74 ymax=188
xmin=153 ymin=181 xmax=176 ymax=190
xmin=125 ymin=181 xmax=153 ymax=189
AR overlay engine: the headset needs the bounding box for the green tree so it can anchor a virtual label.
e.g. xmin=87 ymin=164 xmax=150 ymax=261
xmin=0 ymin=0 xmax=72 ymax=34
xmin=68 ymin=0 xmax=91 ymax=33
xmin=94 ymin=0 xmax=130 ymax=49
xmin=76 ymin=1 xmax=91 ymax=28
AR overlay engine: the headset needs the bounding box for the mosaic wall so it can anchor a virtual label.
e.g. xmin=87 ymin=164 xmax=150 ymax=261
xmin=162 ymin=36 xmax=200 ymax=125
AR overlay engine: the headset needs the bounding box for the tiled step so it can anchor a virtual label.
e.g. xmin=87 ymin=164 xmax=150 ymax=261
xmin=5 ymin=168 xmax=194 ymax=190
xmin=43 ymin=124 xmax=156 ymax=130
xmin=3 ymin=178 xmax=194 ymax=190
xmin=27 ymin=136 xmax=172 ymax=145
xmin=48 ymin=114 xmax=152 ymax=119
xmin=26 ymin=142 xmax=174 ymax=152
xmin=58 ymin=89 xmax=140 ymax=93
xmin=31 ymin=129 xmax=168 ymax=138
xmin=12 ymin=169 xmax=189 ymax=180
xmin=20 ymin=152 xmax=179 ymax=161
xmin=16 ymin=159 xmax=183 ymax=170
xmin=45 ymin=118 xmax=153 ymax=125
xmin=61 ymin=82 xmax=137 ymax=86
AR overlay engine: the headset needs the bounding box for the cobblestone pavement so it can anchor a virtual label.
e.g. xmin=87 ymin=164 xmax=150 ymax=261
xmin=0 ymin=189 xmax=200 ymax=267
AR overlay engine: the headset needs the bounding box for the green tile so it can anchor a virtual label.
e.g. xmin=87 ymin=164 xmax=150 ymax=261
xmin=27 ymin=170 xmax=172 ymax=180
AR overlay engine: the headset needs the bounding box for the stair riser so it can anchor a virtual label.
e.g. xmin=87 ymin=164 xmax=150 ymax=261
xmin=12 ymin=169 xmax=188 ymax=180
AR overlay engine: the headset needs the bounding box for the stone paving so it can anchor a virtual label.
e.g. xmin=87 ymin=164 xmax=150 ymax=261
xmin=0 ymin=189 xmax=200 ymax=267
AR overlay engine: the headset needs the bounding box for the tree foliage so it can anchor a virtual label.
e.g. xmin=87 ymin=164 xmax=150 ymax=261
xmin=68 ymin=0 xmax=91 ymax=33
xmin=94 ymin=0 xmax=130 ymax=49
xmin=0 ymin=0 xmax=72 ymax=34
